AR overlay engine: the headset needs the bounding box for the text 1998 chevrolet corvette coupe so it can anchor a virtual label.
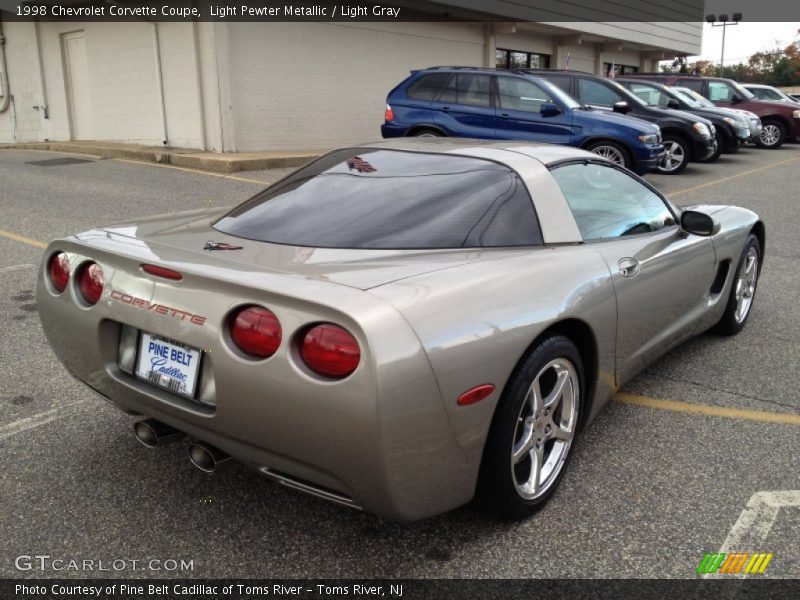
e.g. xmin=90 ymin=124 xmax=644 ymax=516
xmin=37 ymin=139 xmax=764 ymax=521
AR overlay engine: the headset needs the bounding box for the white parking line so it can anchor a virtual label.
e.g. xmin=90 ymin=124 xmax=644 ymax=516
xmin=0 ymin=263 xmax=33 ymax=273
xmin=703 ymin=490 xmax=800 ymax=579
xmin=0 ymin=402 xmax=83 ymax=440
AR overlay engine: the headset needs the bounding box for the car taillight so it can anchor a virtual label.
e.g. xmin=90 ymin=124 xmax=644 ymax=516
xmin=384 ymin=104 xmax=394 ymax=122
xmin=78 ymin=262 xmax=104 ymax=305
xmin=300 ymin=324 xmax=360 ymax=378
xmin=48 ymin=252 xmax=70 ymax=293
xmin=230 ymin=306 xmax=282 ymax=358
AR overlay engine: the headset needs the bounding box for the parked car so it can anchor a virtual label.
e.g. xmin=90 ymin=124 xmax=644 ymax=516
xmin=382 ymin=67 xmax=665 ymax=174
xmin=791 ymin=94 xmax=800 ymax=102
xmin=671 ymin=86 xmax=763 ymax=142
xmin=524 ymin=68 xmax=718 ymax=174
xmin=36 ymin=139 xmax=765 ymax=521
xmin=741 ymin=83 xmax=800 ymax=105
xmin=616 ymin=77 xmax=750 ymax=157
xmin=626 ymin=74 xmax=800 ymax=149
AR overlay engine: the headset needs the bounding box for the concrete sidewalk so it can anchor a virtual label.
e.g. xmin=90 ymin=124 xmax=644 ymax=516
xmin=0 ymin=140 xmax=321 ymax=173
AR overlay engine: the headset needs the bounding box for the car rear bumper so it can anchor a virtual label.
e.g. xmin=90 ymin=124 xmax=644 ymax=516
xmin=36 ymin=239 xmax=479 ymax=521
xmin=381 ymin=123 xmax=408 ymax=138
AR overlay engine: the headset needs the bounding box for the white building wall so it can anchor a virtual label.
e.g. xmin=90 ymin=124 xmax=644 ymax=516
xmin=225 ymin=22 xmax=485 ymax=151
xmin=0 ymin=22 xmax=45 ymax=143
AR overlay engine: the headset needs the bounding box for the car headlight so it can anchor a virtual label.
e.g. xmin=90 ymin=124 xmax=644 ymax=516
xmin=793 ymin=110 xmax=800 ymax=119
xmin=723 ymin=117 xmax=737 ymax=126
xmin=638 ymin=134 xmax=660 ymax=144
xmin=693 ymin=122 xmax=711 ymax=138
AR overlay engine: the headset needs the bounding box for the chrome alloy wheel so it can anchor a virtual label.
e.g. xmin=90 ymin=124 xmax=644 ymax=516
xmin=734 ymin=246 xmax=759 ymax=323
xmin=413 ymin=131 xmax=440 ymax=138
xmin=760 ymin=124 xmax=781 ymax=146
xmin=511 ymin=358 xmax=579 ymax=500
xmin=659 ymin=140 xmax=685 ymax=172
xmin=589 ymin=144 xmax=625 ymax=165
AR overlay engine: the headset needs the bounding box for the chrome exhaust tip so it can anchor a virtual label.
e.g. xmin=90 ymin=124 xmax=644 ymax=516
xmin=187 ymin=441 xmax=230 ymax=474
xmin=133 ymin=419 xmax=182 ymax=448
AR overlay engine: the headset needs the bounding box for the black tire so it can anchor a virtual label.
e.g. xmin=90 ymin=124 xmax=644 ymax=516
xmin=410 ymin=128 xmax=444 ymax=138
xmin=584 ymin=140 xmax=631 ymax=169
xmin=755 ymin=119 xmax=786 ymax=149
xmin=657 ymin=135 xmax=690 ymax=174
xmin=715 ymin=234 xmax=761 ymax=336
xmin=476 ymin=335 xmax=584 ymax=520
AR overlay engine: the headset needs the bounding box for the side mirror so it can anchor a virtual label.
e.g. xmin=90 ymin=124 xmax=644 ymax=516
xmin=540 ymin=102 xmax=561 ymax=117
xmin=731 ymin=93 xmax=743 ymax=104
xmin=613 ymin=101 xmax=630 ymax=114
xmin=666 ymin=98 xmax=681 ymax=109
xmin=680 ymin=210 xmax=716 ymax=236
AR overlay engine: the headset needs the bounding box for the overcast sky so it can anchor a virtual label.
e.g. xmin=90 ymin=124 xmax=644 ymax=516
xmin=696 ymin=21 xmax=800 ymax=64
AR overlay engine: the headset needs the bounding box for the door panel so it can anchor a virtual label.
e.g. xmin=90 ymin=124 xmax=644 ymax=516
xmin=594 ymin=229 xmax=715 ymax=383
xmin=62 ymin=31 xmax=95 ymax=140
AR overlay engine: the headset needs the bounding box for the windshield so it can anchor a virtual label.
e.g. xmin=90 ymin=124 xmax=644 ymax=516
xmin=214 ymin=149 xmax=543 ymax=249
xmin=669 ymin=87 xmax=702 ymax=108
xmin=676 ymin=87 xmax=715 ymax=108
xmin=731 ymin=82 xmax=755 ymax=99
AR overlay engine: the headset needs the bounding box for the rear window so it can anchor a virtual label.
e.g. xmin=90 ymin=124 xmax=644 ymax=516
xmin=214 ymin=149 xmax=543 ymax=249
xmin=406 ymin=73 xmax=451 ymax=101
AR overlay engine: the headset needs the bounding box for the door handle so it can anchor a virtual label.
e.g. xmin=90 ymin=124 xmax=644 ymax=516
xmin=499 ymin=113 xmax=510 ymax=119
xmin=441 ymin=106 xmax=451 ymax=111
xmin=618 ymin=257 xmax=640 ymax=278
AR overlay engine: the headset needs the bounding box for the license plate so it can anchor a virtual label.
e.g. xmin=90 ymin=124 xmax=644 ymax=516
xmin=135 ymin=332 xmax=202 ymax=398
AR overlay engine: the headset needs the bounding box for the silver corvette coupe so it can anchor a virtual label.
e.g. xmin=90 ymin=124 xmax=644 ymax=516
xmin=37 ymin=139 xmax=764 ymax=521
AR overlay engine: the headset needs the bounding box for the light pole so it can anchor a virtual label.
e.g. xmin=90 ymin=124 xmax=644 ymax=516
xmin=706 ymin=12 xmax=742 ymax=77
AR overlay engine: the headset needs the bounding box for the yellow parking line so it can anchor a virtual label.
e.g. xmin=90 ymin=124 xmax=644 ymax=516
xmin=0 ymin=228 xmax=47 ymax=249
xmin=668 ymin=155 xmax=800 ymax=197
xmin=113 ymin=158 xmax=271 ymax=185
xmin=615 ymin=392 xmax=800 ymax=425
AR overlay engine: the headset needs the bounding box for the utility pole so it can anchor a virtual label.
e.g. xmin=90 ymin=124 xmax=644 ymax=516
xmin=706 ymin=12 xmax=742 ymax=77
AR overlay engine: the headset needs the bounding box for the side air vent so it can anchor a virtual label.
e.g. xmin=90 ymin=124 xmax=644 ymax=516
xmin=710 ymin=260 xmax=731 ymax=294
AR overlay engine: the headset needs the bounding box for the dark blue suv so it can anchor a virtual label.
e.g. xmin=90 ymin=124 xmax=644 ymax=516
xmin=382 ymin=67 xmax=665 ymax=175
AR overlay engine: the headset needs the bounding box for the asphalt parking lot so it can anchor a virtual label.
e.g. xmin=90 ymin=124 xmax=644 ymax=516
xmin=1 ymin=144 xmax=798 ymax=579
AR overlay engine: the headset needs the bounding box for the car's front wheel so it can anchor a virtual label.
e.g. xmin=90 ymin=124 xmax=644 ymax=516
xmin=755 ymin=120 xmax=786 ymax=149
xmin=477 ymin=335 xmax=583 ymax=520
xmin=657 ymin=136 xmax=690 ymax=174
xmin=715 ymin=234 xmax=761 ymax=335
xmin=584 ymin=141 xmax=631 ymax=169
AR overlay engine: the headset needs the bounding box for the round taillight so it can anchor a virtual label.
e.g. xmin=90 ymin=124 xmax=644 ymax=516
xmin=48 ymin=252 xmax=70 ymax=293
xmin=231 ymin=306 xmax=282 ymax=358
xmin=300 ymin=324 xmax=360 ymax=379
xmin=78 ymin=262 xmax=104 ymax=305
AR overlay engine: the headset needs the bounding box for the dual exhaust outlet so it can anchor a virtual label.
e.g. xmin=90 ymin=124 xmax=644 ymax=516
xmin=133 ymin=418 xmax=230 ymax=474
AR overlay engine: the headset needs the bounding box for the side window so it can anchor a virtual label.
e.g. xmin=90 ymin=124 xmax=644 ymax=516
xmin=708 ymin=82 xmax=735 ymax=102
xmin=437 ymin=74 xmax=492 ymax=107
xmin=406 ymin=74 xmax=451 ymax=101
xmin=497 ymin=77 xmax=555 ymax=112
xmin=551 ymin=163 xmax=677 ymax=240
xmin=677 ymin=79 xmax=703 ymax=92
xmin=628 ymin=83 xmax=668 ymax=108
xmin=578 ymin=79 xmax=623 ymax=108
xmin=545 ymin=75 xmax=571 ymax=94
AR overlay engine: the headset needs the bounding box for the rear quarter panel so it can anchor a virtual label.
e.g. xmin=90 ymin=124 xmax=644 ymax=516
xmin=369 ymin=244 xmax=617 ymax=481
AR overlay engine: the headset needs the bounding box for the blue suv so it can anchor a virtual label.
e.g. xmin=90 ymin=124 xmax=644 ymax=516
xmin=382 ymin=67 xmax=665 ymax=174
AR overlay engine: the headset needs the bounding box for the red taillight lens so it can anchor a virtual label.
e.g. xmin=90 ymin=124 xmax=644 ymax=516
xmin=78 ymin=262 xmax=104 ymax=305
xmin=48 ymin=252 xmax=70 ymax=293
xmin=300 ymin=324 xmax=360 ymax=378
xmin=384 ymin=104 xmax=394 ymax=122
xmin=142 ymin=264 xmax=182 ymax=281
xmin=231 ymin=306 xmax=282 ymax=358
